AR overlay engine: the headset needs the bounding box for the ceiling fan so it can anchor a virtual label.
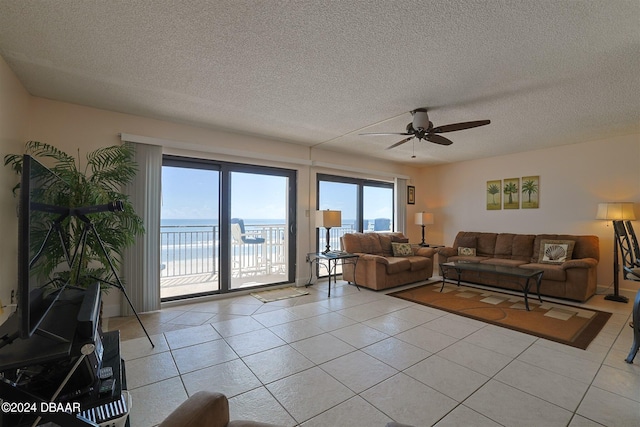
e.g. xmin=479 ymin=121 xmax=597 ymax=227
xmin=360 ymin=108 xmax=490 ymax=150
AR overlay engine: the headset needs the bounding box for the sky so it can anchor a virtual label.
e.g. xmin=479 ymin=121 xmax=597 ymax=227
xmin=161 ymin=166 xmax=393 ymax=222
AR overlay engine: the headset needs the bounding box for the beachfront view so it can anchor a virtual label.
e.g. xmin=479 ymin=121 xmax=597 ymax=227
xmin=160 ymin=164 xmax=394 ymax=301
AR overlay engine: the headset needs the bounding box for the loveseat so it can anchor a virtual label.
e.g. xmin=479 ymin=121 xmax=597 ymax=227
xmin=341 ymin=232 xmax=436 ymax=291
xmin=437 ymin=231 xmax=599 ymax=302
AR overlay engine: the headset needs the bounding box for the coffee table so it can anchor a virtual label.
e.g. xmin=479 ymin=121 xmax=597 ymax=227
xmin=439 ymin=261 xmax=544 ymax=311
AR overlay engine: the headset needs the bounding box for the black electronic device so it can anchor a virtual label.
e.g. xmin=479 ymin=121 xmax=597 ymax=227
xmin=12 ymin=155 xmax=153 ymax=350
xmin=15 ymin=154 xmax=72 ymax=342
xmin=77 ymin=283 xmax=102 ymax=339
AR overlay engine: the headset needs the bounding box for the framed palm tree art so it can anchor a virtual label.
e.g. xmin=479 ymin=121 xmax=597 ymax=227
xmin=486 ymin=180 xmax=501 ymax=210
xmin=503 ymin=178 xmax=520 ymax=209
xmin=521 ymin=176 xmax=540 ymax=209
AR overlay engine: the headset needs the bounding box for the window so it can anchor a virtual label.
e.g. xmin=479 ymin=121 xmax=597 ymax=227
xmin=316 ymin=174 xmax=394 ymax=253
xmin=161 ymin=156 xmax=296 ymax=300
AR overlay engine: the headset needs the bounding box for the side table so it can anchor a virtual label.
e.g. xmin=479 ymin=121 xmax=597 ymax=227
xmin=306 ymin=252 xmax=360 ymax=297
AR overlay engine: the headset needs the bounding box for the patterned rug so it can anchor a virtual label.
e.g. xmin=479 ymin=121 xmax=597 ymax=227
xmin=390 ymin=282 xmax=611 ymax=349
xmin=251 ymin=286 xmax=309 ymax=303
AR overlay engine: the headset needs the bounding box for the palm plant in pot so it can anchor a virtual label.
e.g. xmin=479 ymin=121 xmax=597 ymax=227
xmin=5 ymin=141 xmax=144 ymax=289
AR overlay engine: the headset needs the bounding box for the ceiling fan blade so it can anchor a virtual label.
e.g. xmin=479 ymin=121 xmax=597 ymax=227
xmin=426 ymin=134 xmax=453 ymax=146
xmin=359 ymin=132 xmax=412 ymax=136
xmin=386 ymin=136 xmax=414 ymax=150
xmin=432 ymin=120 xmax=491 ymax=133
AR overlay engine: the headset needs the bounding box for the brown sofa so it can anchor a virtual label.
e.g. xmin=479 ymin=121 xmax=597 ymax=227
xmin=437 ymin=231 xmax=600 ymax=302
xmin=341 ymin=232 xmax=436 ymax=291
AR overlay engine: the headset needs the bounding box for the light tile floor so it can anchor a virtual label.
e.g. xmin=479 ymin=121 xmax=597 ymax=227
xmin=107 ymin=280 xmax=640 ymax=427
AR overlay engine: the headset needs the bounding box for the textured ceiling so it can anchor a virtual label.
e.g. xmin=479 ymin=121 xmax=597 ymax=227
xmin=1 ymin=0 xmax=638 ymax=165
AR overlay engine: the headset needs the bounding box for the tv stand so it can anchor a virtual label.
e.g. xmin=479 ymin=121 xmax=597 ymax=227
xmin=0 ymin=286 xmax=129 ymax=426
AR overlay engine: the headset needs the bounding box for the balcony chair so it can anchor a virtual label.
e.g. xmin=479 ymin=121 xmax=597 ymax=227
xmin=231 ymin=218 xmax=267 ymax=277
xmin=613 ymin=220 xmax=640 ymax=363
xmin=231 ymin=218 xmax=266 ymax=244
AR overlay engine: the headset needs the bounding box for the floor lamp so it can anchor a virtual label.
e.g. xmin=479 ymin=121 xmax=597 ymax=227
xmin=316 ymin=210 xmax=342 ymax=253
xmin=415 ymin=212 xmax=434 ymax=247
xmin=596 ymin=202 xmax=636 ymax=303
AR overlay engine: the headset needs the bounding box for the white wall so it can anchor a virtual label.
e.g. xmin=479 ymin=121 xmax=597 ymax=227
xmin=0 ymin=56 xmax=30 ymax=324
xmin=417 ymin=133 xmax=640 ymax=293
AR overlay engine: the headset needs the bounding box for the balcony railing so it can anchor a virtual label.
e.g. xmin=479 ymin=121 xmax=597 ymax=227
xmin=160 ymin=223 xmax=288 ymax=279
xmin=160 ymin=223 xmax=376 ymax=282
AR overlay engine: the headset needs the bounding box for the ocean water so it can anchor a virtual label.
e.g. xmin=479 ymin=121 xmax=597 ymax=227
xmin=160 ymin=219 xmax=289 ymax=277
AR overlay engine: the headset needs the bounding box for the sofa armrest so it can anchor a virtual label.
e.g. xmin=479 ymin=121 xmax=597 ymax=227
xmin=360 ymin=253 xmax=390 ymax=264
xmin=437 ymin=247 xmax=457 ymax=258
xmin=561 ymin=257 xmax=598 ymax=270
xmin=413 ymin=247 xmax=436 ymax=258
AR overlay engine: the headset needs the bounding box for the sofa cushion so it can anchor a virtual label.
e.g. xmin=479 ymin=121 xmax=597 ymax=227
xmin=392 ymin=242 xmax=413 ymax=256
xmin=446 ymin=255 xmax=490 ymax=263
xmin=457 ymin=235 xmax=477 ymax=249
xmin=360 ymin=233 xmax=384 ymax=255
xmin=481 ymin=258 xmax=528 ymax=267
xmin=475 ymin=233 xmax=498 ymax=257
xmin=538 ymin=239 xmax=575 ymax=264
xmin=494 ymin=233 xmax=516 ymax=259
xmin=341 ymin=233 xmax=362 ymax=253
xmin=407 ymin=256 xmax=431 ymax=271
xmin=384 ymin=257 xmax=412 ymax=274
xmin=512 ymin=234 xmax=536 ymax=261
xmin=570 ymin=235 xmax=600 ymax=260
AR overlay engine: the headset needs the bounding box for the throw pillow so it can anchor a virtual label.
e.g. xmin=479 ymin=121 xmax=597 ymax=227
xmin=538 ymin=239 xmax=575 ymax=264
xmin=458 ymin=247 xmax=477 ymax=256
xmin=391 ymin=242 xmax=413 ymax=257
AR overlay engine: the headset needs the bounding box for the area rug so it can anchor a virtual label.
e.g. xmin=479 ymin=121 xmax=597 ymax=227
xmin=390 ymin=282 xmax=611 ymax=349
xmin=251 ymin=286 xmax=309 ymax=303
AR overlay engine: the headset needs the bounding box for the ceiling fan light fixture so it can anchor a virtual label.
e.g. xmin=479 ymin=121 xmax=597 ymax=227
xmin=412 ymin=109 xmax=430 ymax=130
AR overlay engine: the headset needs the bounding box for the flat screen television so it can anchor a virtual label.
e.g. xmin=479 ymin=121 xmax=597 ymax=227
xmin=16 ymin=154 xmax=72 ymax=340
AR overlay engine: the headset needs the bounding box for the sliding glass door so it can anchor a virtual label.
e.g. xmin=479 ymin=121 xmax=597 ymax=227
xmin=161 ymin=156 xmax=296 ymax=300
xmin=160 ymin=164 xmax=220 ymax=299
xmin=229 ymin=170 xmax=292 ymax=289
xmin=316 ymin=173 xmax=394 ymax=258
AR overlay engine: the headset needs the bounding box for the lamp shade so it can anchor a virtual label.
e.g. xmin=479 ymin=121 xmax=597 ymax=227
xmin=415 ymin=212 xmax=434 ymax=226
xmin=595 ymin=202 xmax=636 ymax=220
xmin=316 ymin=210 xmax=342 ymax=228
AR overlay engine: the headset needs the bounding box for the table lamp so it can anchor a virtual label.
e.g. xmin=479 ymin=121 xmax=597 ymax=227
xmin=596 ymin=202 xmax=636 ymax=303
xmin=415 ymin=212 xmax=434 ymax=247
xmin=316 ymin=210 xmax=342 ymax=253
